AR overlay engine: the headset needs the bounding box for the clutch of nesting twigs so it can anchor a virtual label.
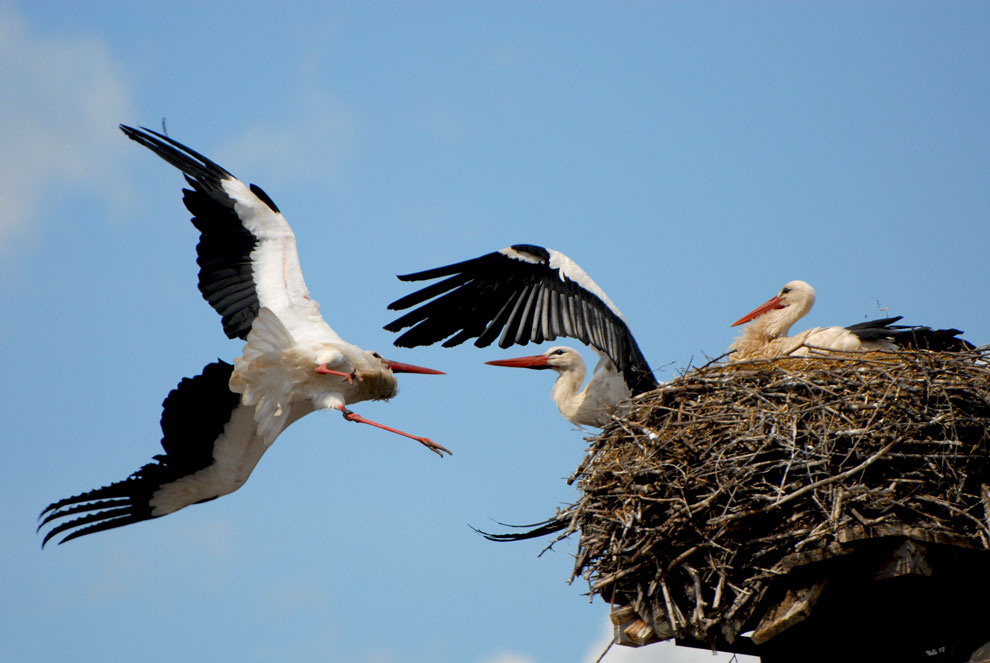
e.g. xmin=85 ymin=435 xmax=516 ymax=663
xmin=566 ymin=347 xmax=990 ymax=650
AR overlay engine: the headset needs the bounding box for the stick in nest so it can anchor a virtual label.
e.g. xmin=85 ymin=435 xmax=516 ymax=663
xmin=568 ymin=349 xmax=990 ymax=644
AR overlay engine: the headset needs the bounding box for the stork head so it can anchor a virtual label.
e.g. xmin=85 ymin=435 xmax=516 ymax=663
xmin=731 ymin=280 xmax=816 ymax=332
xmin=485 ymin=346 xmax=585 ymax=374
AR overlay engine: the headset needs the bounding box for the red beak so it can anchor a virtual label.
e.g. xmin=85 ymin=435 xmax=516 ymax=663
xmin=485 ymin=354 xmax=551 ymax=370
xmin=731 ymin=295 xmax=784 ymax=327
xmin=385 ymin=360 xmax=445 ymax=375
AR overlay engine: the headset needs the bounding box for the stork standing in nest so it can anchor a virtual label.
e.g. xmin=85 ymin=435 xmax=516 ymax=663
xmin=730 ymin=280 xmax=971 ymax=359
xmin=39 ymin=126 xmax=449 ymax=547
xmin=385 ymin=244 xmax=658 ymax=428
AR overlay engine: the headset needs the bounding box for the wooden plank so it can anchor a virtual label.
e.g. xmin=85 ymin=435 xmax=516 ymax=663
xmin=751 ymin=582 xmax=825 ymax=645
xmin=874 ymin=539 xmax=933 ymax=580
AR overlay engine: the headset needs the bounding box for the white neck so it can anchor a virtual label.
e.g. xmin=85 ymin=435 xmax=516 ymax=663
xmin=730 ymin=299 xmax=814 ymax=357
xmin=549 ymin=356 xmax=632 ymax=427
xmin=757 ymin=303 xmax=808 ymax=339
xmin=550 ymin=359 xmax=588 ymax=420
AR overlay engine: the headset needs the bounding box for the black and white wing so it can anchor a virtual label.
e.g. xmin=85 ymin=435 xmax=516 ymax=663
xmin=38 ymin=361 xmax=272 ymax=546
xmin=845 ymin=316 xmax=973 ymax=351
xmin=120 ymin=125 xmax=339 ymax=344
xmin=385 ymin=244 xmax=658 ymax=395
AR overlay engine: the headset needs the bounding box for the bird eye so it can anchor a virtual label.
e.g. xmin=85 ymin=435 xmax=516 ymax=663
xmin=781 ymin=287 xmax=791 ymax=295
xmin=551 ymin=349 xmax=565 ymax=356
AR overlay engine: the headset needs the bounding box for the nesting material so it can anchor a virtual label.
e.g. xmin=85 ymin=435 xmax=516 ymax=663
xmin=568 ymin=348 xmax=990 ymax=647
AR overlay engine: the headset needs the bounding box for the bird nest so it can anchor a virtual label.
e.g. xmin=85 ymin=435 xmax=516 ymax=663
xmin=566 ymin=348 xmax=990 ymax=648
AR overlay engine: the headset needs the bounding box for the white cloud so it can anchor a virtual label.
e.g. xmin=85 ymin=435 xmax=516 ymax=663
xmin=0 ymin=5 xmax=136 ymax=252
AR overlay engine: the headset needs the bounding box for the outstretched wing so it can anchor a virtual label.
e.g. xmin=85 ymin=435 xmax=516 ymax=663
xmin=120 ymin=125 xmax=339 ymax=344
xmin=385 ymin=244 xmax=657 ymax=395
xmin=39 ymin=361 xmax=271 ymax=546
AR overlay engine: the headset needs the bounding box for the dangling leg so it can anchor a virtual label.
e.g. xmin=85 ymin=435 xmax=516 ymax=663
xmin=337 ymin=406 xmax=451 ymax=457
xmin=315 ymin=364 xmax=359 ymax=382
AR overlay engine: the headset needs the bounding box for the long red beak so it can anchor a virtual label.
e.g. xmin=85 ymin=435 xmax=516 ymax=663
xmin=731 ymin=295 xmax=784 ymax=327
xmin=385 ymin=360 xmax=445 ymax=375
xmin=485 ymin=354 xmax=551 ymax=370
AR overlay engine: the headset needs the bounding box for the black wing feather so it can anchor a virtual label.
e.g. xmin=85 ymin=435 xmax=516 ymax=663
xmin=472 ymin=513 xmax=571 ymax=542
xmin=845 ymin=316 xmax=973 ymax=351
xmin=386 ymin=245 xmax=658 ymax=395
xmin=121 ymin=125 xmax=274 ymax=340
xmin=38 ymin=361 xmax=239 ymax=546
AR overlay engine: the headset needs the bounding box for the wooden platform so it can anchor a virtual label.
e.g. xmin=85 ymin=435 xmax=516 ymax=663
xmin=612 ymin=529 xmax=990 ymax=662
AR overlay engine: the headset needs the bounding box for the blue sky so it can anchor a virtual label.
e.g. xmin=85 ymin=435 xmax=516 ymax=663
xmin=2 ymin=2 xmax=988 ymax=662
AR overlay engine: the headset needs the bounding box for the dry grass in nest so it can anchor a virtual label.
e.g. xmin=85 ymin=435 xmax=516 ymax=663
xmin=566 ymin=348 xmax=990 ymax=646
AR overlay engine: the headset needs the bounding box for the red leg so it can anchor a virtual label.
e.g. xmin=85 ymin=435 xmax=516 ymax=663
xmin=316 ymin=364 xmax=358 ymax=382
xmin=337 ymin=406 xmax=451 ymax=457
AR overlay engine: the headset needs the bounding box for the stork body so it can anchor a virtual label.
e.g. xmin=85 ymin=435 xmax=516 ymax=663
xmin=385 ymin=244 xmax=659 ymax=542
xmin=385 ymin=244 xmax=658 ymax=427
xmin=730 ymin=280 xmax=971 ymax=358
xmin=39 ymin=126 xmax=447 ymax=547
xmin=486 ymin=346 xmax=631 ymax=427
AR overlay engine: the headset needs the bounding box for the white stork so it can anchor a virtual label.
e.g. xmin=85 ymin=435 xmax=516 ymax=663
xmin=730 ymin=279 xmax=971 ymax=358
xmin=384 ymin=244 xmax=658 ymax=427
xmin=39 ymin=126 xmax=449 ymax=547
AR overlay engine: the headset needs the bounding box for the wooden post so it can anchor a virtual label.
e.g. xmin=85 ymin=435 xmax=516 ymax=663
xmin=614 ymin=531 xmax=990 ymax=662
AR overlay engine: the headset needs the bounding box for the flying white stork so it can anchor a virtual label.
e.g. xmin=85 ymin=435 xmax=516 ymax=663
xmin=384 ymin=244 xmax=658 ymax=427
xmin=729 ymin=279 xmax=971 ymax=358
xmin=39 ymin=126 xmax=449 ymax=547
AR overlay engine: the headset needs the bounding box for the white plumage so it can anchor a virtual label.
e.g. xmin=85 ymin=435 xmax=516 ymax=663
xmin=730 ymin=280 xmax=971 ymax=358
xmin=38 ymin=126 xmax=447 ymax=546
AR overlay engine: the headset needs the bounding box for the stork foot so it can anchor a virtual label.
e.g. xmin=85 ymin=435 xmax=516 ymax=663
xmin=337 ymin=406 xmax=451 ymax=457
xmin=409 ymin=435 xmax=452 ymax=458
